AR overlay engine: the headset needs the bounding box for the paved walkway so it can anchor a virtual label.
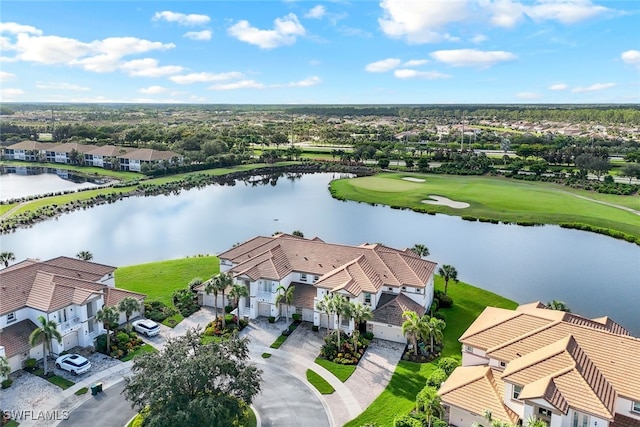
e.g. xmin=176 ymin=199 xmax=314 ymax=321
xmin=11 ymin=314 xmax=402 ymax=427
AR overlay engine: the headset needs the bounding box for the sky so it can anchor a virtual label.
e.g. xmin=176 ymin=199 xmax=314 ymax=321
xmin=0 ymin=0 xmax=639 ymax=104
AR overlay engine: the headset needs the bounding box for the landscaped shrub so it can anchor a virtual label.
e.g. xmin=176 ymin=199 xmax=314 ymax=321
xmin=292 ymin=313 xmax=302 ymax=321
xmin=2 ymin=379 xmax=13 ymax=389
xmin=393 ymin=415 xmax=422 ymax=427
xmin=116 ymin=332 xmax=130 ymax=344
xmin=433 ymin=310 xmax=447 ymax=321
xmin=437 ymin=357 xmax=460 ymax=376
xmin=144 ymin=300 xmax=175 ymax=323
xmin=425 ymin=368 xmax=447 ymax=388
xmin=362 ymin=331 xmax=374 ymax=340
xmin=268 ymin=316 xmax=275 ymax=323
xmin=319 ymin=332 xmax=368 ymax=365
xmin=312 ymin=325 xmax=319 ymax=332
xmin=23 ymin=358 xmax=37 ymax=371
xmin=434 ymin=291 xmax=453 ymax=308
xmin=224 ymin=305 xmax=233 ymax=314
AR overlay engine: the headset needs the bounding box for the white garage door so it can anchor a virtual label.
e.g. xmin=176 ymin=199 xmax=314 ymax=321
xmin=372 ymin=323 xmax=406 ymax=343
xmin=63 ymin=331 xmax=79 ymax=350
xmin=258 ymin=303 xmax=271 ymax=317
xmin=302 ymin=308 xmax=314 ymax=322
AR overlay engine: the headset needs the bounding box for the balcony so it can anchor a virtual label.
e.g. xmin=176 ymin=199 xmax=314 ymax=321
xmin=59 ymin=317 xmax=82 ymax=334
xmin=256 ymin=291 xmax=274 ymax=303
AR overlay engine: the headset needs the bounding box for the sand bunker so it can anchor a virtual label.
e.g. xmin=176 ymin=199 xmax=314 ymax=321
xmin=421 ymin=195 xmax=470 ymax=209
xmin=402 ymin=177 xmax=425 ymax=183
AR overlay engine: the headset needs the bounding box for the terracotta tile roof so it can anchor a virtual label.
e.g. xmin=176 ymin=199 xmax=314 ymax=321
xmin=104 ymin=287 xmax=145 ymax=308
xmin=5 ymin=141 xmax=59 ymax=151
xmin=438 ymin=366 xmax=519 ymax=425
xmin=84 ymin=145 xmax=136 ymax=157
xmin=0 ymin=319 xmax=39 ymax=358
xmin=0 ymin=257 xmax=116 ymax=315
xmin=291 ymin=282 xmax=317 ymax=309
xmin=315 ymin=256 xmax=382 ymax=295
xmin=371 ymin=293 xmax=426 ymax=326
xmin=47 ymin=142 xmax=95 ymax=153
xmin=502 ymin=336 xmax=616 ymax=420
xmin=221 ymin=235 xmax=437 ymax=293
xmin=118 ymin=148 xmax=180 ymax=161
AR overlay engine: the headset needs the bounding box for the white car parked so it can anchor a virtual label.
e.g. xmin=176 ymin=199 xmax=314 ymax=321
xmin=132 ymin=319 xmax=161 ymax=337
xmin=55 ymin=354 xmax=91 ymax=375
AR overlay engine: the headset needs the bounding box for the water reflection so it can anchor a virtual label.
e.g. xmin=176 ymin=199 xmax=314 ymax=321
xmin=1 ymin=166 xmax=103 ymax=201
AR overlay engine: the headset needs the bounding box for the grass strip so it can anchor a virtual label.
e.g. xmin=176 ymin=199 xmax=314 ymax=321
xmin=306 ymin=369 xmax=335 ymax=394
xmin=261 ymin=353 xmax=272 ymax=358
xmin=121 ymin=344 xmax=157 ymax=362
xmin=161 ymin=313 xmax=184 ymax=328
xmin=74 ymin=387 xmax=89 ymax=395
xmin=314 ymin=357 xmax=356 ymax=382
xmin=269 ymin=335 xmax=287 ymax=349
xmin=47 ymin=375 xmax=75 ymax=390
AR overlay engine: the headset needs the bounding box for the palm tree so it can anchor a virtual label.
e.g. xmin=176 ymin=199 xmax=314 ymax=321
xmin=427 ymin=317 xmax=446 ymax=353
xmin=228 ymin=284 xmax=249 ymax=326
xmin=411 ymin=244 xmax=430 ymax=258
xmin=546 ymin=300 xmax=571 ymax=312
xmin=525 ymin=417 xmax=548 ymax=427
xmin=402 ymin=310 xmax=426 ymax=356
xmin=118 ymin=297 xmax=142 ymax=332
xmin=350 ymin=302 xmax=372 ymax=353
xmin=204 ymin=278 xmax=219 ymax=322
xmin=0 ymin=355 xmax=11 ymax=379
xmin=0 ymin=251 xmax=15 ymax=268
xmin=316 ymin=296 xmax=330 ymax=334
xmin=333 ymin=294 xmax=350 ymax=348
xmin=76 ymin=250 xmax=93 ymax=261
xmin=211 ymin=273 xmax=233 ymax=328
xmin=277 ymin=285 xmax=295 ymax=322
xmin=96 ymin=306 xmax=119 ymax=354
xmin=275 ymin=285 xmax=287 ymax=320
xmin=29 ymin=315 xmax=62 ymax=376
xmin=416 ymin=385 xmax=443 ymax=427
xmin=438 ymin=264 xmax=458 ymax=295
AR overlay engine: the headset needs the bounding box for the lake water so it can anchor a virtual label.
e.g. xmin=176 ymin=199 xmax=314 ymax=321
xmin=2 ymin=172 xmax=639 ymax=334
xmin=0 ymin=166 xmax=101 ymax=201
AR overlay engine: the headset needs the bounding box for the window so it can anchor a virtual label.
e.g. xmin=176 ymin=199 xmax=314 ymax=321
xmin=465 ymin=345 xmax=473 ymax=353
xmin=633 ymin=401 xmax=640 ymax=413
xmin=313 ymin=275 xmax=319 ymax=283
xmin=538 ymin=408 xmax=552 ymax=417
xmin=300 ymin=273 xmax=307 ymax=281
xmin=499 ymin=361 xmax=506 ymax=368
xmin=387 ymin=287 xmax=393 ymax=292
xmin=401 ymin=286 xmax=407 ymax=291
xmin=364 ymin=293 xmax=372 ymax=304
xmin=7 ymin=312 xmax=16 ymax=323
xmin=416 ymin=288 xmax=422 ymax=293
xmin=512 ymin=385 xmax=522 ymax=400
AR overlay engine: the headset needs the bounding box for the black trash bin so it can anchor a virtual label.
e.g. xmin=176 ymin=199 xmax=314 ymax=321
xmin=91 ymin=382 xmax=103 ymax=395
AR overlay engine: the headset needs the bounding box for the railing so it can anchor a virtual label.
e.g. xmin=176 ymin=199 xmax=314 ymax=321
xmin=256 ymin=291 xmax=274 ymax=303
xmin=60 ymin=317 xmax=82 ymax=334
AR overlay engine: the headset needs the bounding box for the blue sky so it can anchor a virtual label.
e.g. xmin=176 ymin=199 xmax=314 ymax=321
xmin=1 ymin=0 xmax=638 ymax=104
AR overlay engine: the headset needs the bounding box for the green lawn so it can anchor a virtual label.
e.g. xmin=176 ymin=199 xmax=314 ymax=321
xmin=0 ymin=160 xmax=141 ymax=180
xmin=270 ymin=334 xmax=288 ymax=349
xmin=47 ymin=375 xmax=75 ymax=390
xmin=115 ymin=256 xmax=219 ymax=305
xmin=314 ymin=357 xmax=356 ymax=382
xmin=345 ymin=276 xmax=517 ymax=427
xmin=5 ymin=420 xmax=19 ymax=427
xmin=330 ymin=173 xmax=640 ymax=239
xmin=74 ymin=387 xmax=89 ymax=395
xmin=262 ymin=352 xmax=272 ymax=358
xmin=121 ymin=344 xmax=157 ymax=362
xmin=12 ymin=186 xmax=137 ymax=215
xmin=306 ymin=369 xmax=335 ymax=394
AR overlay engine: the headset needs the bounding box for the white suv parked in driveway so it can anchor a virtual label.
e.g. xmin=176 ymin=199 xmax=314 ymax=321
xmin=55 ymin=354 xmax=91 ymax=375
xmin=132 ymin=319 xmax=160 ymax=337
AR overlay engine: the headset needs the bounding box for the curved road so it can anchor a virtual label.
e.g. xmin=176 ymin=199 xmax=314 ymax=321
xmin=58 ymin=361 xmax=329 ymax=427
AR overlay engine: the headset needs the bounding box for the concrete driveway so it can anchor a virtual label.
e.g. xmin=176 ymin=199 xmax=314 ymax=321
xmin=57 ymin=381 xmax=136 ymax=427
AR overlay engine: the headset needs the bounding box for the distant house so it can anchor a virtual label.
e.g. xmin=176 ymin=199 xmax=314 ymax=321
xmin=44 ymin=142 xmax=95 ymax=164
xmin=0 ymin=257 xmax=145 ymax=373
xmin=84 ymin=145 xmax=136 ymax=169
xmin=118 ymin=148 xmax=182 ymax=172
xmin=198 ymin=234 xmax=437 ymax=342
xmin=438 ymin=302 xmax=640 ymax=427
xmin=2 ymin=141 xmax=58 ymax=161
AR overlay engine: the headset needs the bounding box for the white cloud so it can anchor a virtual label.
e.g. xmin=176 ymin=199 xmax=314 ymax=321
xmin=305 ymin=5 xmax=326 ymax=19
xmin=365 ymin=58 xmax=402 ymax=72
xmin=288 ymin=76 xmax=321 ymax=87
xmin=119 ymin=58 xmax=184 ymax=77
xmin=378 ymin=0 xmax=468 ymax=44
xmin=209 ymin=80 xmax=265 ymax=90
xmin=1 ymin=88 xmax=24 ymax=96
xmin=621 ymin=50 xmax=640 ymax=68
xmin=0 ymin=22 xmax=43 ymax=35
xmin=170 ymin=71 xmax=244 ymax=84
xmin=430 ymin=49 xmax=517 ymax=68
xmin=184 ymin=30 xmax=212 ymax=41
xmin=549 ymin=83 xmax=568 ymax=90
xmin=483 ymin=0 xmax=611 ymax=28
xmin=35 ymin=82 xmax=89 ymax=91
xmin=153 ymin=11 xmax=211 ymax=26
xmin=228 ymin=13 xmax=305 ymax=49
xmin=338 ymin=26 xmax=373 ymax=38
xmin=14 ymin=34 xmax=93 ymax=64
xmin=393 ymin=69 xmax=451 ymax=79
xmin=572 ymin=82 xmax=616 ymax=93
xmin=403 ymin=59 xmax=428 ymax=67
xmin=515 ymin=92 xmax=542 ymax=99
xmin=471 ymin=34 xmax=488 ymax=44
xmin=139 ymin=86 xmax=168 ymax=94
xmin=0 ymin=71 xmax=15 ymax=82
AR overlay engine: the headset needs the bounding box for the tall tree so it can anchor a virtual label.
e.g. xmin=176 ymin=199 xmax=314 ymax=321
xmin=204 ymin=278 xmax=220 ymax=322
xmin=96 ymin=306 xmax=119 ymax=354
xmin=76 ymin=250 xmax=93 ymax=261
xmin=228 ymin=284 xmax=249 ymax=326
xmin=275 ymin=285 xmax=295 ymax=322
xmin=118 ymin=297 xmax=142 ymax=332
xmin=0 ymin=355 xmax=11 ymax=379
xmin=315 ymin=296 xmax=331 ymax=335
xmin=0 ymin=251 xmax=15 ymax=268
xmin=415 ymin=385 xmax=443 ymax=427
xmin=29 ymin=315 xmax=62 ymax=376
xmin=427 ymin=317 xmax=446 ymax=353
xmin=333 ymin=294 xmax=350 ymax=348
xmin=211 ymin=273 xmax=233 ymax=328
xmin=438 ymin=265 xmax=458 ymax=295
xmin=350 ymin=302 xmax=372 ymax=353
xmin=402 ymin=311 xmax=427 ymax=356
xmin=123 ymin=329 xmax=262 ymax=427
xmin=411 ymin=244 xmax=430 ymax=258
xmin=546 ymin=300 xmax=571 ymax=312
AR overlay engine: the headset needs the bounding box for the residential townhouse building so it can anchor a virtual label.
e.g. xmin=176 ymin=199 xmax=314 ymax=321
xmin=0 ymin=257 xmax=145 ymax=373
xmin=198 ymin=233 xmax=437 ymax=343
xmin=438 ymin=302 xmax=640 ymax=427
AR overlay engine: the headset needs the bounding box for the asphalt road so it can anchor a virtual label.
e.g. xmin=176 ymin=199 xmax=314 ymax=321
xmin=58 ymin=362 xmax=330 ymax=427
xmin=58 ymin=381 xmax=136 ymax=427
